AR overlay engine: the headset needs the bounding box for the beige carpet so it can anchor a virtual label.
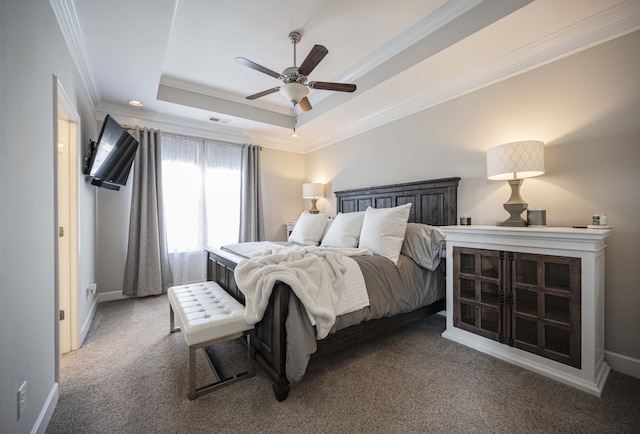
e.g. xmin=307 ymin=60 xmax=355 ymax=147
xmin=47 ymin=295 xmax=640 ymax=433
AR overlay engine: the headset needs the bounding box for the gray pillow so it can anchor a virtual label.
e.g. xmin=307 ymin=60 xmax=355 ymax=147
xmin=400 ymin=223 xmax=445 ymax=270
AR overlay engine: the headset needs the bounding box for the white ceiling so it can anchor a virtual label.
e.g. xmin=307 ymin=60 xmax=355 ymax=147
xmin=53 ymin=0 xmax=640 ymax=152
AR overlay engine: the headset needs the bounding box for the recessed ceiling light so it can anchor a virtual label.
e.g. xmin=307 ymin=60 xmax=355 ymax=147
xmin=128 ymin=100 xmax=143 ymax=107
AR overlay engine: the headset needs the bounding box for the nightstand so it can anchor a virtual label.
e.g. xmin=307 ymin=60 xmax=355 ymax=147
xmin=284 ymin=221 xmax=297 ymax=238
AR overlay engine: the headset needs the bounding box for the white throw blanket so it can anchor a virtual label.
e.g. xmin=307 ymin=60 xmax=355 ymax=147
xmin=231 ymin=243 xmax=371 ymax=339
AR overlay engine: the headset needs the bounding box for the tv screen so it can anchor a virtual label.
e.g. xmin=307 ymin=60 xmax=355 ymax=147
xmin=85 ymin=115 xmax=139 ymax=190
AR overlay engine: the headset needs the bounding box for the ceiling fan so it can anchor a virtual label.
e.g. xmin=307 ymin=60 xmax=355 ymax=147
xmin=235 ymin=31 xmax=357 ymax=112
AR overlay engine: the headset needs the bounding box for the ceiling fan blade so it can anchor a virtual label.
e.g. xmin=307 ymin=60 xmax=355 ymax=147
xmin=235 ymin=57 xmax=282 ymax=79
xmin=299 ymin=96 xmax=312 ymax=112
xmin=308 ymin=82 xmax=357 ymax=92
xmin=297 ymin=45 xmax=328 ymax=76
xmin=246 ymin=87 xmax=280 ymax=100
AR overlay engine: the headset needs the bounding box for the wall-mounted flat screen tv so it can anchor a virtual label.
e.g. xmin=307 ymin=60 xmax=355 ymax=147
xmin=84 ymin=115 xmax=138 ymax=191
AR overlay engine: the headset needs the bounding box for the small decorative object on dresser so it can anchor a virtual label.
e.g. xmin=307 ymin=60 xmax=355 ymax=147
xmin=441 ymin=225 xmax=612 ymax=396
xmin=527 ymin=208 xmax=546 ymax=226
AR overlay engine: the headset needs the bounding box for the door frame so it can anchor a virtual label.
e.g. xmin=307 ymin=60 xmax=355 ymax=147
xmin=54 ymin=77 xmax=80 ymax=371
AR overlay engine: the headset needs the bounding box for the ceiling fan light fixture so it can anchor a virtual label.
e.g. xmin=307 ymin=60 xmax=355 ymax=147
xmin=280 ymin=83 xmax=308 ymax=105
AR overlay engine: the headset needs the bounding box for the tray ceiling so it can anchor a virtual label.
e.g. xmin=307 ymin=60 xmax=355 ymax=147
xmin=52 ymin=0 xmax=640 ymax=152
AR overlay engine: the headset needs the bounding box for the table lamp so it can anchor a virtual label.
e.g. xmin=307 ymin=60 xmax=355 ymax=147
xmin=302 ymin=182 xmax=324 ymax=214
xmin=486 ymin=141 xmax=545 ymax=227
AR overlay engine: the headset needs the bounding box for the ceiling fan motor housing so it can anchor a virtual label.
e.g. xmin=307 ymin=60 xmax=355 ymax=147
xmin=281 ymin=66 xmax=307 ymax=84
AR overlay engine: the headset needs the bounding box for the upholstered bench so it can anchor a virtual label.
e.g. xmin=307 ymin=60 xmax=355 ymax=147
xmin=168 ymin=281 xmax=254 ymax=400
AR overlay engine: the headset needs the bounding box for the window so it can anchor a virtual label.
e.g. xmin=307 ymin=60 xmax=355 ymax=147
xmin=161 ymin=134 xmax=242 ymax=284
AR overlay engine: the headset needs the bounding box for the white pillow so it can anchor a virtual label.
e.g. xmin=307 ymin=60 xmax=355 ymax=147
xmin=320 ymin=211 xmax=365 ymax=248
xmin=321 ymin=219 xmax=333 ymax=241
xmin=358 ymin=203 xmax=411 ymax=264
xmin=288 ymin=212 xmax=329 ymax=245
xmin=401 ymin=223 xmax=445 ymax=270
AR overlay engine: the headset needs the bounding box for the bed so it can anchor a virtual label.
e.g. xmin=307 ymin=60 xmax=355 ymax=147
xmin=206 ymin=177 xmax=460 ymax=400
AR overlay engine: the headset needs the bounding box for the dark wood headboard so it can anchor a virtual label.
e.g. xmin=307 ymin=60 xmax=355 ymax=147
xmin=335 ymin=177 xmax=460 ymax=226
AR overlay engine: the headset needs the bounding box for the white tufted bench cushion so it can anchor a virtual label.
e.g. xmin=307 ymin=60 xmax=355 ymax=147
xmin=168 ymin=281 xmax=251 ymax=346
xmin=168 ymin=281 xmax=254 ymax=399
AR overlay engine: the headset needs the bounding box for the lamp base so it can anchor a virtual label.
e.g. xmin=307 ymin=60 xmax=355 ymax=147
xmin=496 ymin=219 xmax=527 ymax=227
xmin=308 ymin=198 xmax=319 ymax=214
xmin=497 ymin=179 xmax=528 ymax=227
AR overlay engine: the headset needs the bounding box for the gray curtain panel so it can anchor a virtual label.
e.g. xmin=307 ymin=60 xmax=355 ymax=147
xmin=123 ymin=127 xmax=173 ymax=296
xmin=239 ymin=144 xmax=264 ymax=242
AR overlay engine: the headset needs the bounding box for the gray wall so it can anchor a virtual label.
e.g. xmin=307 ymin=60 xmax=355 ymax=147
xmin=0 ymin=0 xmax=98 ymax=432
xmin=306 ymin=30 xmax=640 ymax=368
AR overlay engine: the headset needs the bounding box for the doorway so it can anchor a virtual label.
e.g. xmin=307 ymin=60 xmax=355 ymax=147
xmin=55 ymin=80 xmax=80 ymax=356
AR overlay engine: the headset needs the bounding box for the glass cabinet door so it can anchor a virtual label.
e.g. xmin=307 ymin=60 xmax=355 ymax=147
xmin=453 ymin=247 xmax=505 ymax=342
xmin=510 ymin=252 xmax=581 ymax=368
xmin=453 ymin=246 xmax=582 ymax=368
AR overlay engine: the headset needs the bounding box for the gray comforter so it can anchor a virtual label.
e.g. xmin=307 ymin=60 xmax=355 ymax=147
xmin=284 ymin=253 xmax=445 ymax=383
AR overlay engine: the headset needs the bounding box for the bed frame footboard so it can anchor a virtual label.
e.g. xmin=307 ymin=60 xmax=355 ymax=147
xmin=207 ymin=248 xmax=291 ymax=401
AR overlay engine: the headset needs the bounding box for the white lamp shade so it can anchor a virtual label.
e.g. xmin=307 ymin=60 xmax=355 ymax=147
xmin=302 ymin=182 xmax=324 ymax=199
xmin=280 ymin=83 xmax=309 ymax=105
xmin=486 ymin=141 xmax=545 ymax=180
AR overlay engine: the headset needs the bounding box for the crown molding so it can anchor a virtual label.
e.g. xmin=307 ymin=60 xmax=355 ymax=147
xmin=98 ymin=102 xmax=304 ymax=152
xmin=49 ymin=0 xmax=101 ymax=109
xmin=157 ymin=82 xmax=294 ymax=129
xmin=304 ymin=0 xmax=640 ymax=153
xmin=50 ymin=0 xmax=640 ymax=155
xmin=159 ymin=75 xmax=292 ymax=116
xmin=338 ymin=0 xmax=482 ymax=85
xmin=297 ymin=0 xmax=533 ymax=129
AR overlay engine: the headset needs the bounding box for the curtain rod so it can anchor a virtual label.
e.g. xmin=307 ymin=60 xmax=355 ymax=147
xmin=123 ymin=124 xmax=261 ymax=150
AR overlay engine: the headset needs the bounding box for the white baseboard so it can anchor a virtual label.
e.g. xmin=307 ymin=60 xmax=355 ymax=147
xmin=97 ymin=290 xmax=132 ymax=303
xmin=32 ymin=382 xmax=58 ymax=434
xmin=79 ymin=296 xmax=99 ymax=347
xmin=605 ymin=350 xmax=640 ymax=380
